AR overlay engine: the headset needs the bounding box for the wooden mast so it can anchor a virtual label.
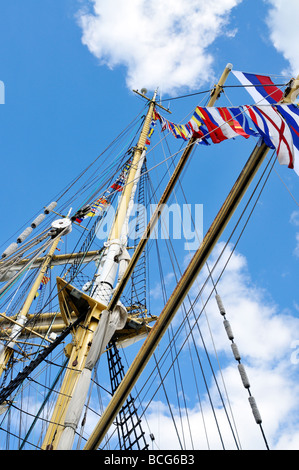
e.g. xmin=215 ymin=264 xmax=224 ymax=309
xmin=0 ymin=235 xmax=63 ymax=377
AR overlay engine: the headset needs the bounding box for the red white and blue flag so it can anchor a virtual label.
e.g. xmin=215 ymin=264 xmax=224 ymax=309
xmin=155 ymin=99 xmax=299 ymax=175
xmin=196 ymin=107 xmax=228 ymax=143
xmin=206 ymin=107 xmax=247 ymax=140
xmin=244 ymin=105 xmax=294 ymax=169
xmin=233 ymin=71 xmax=284 ymax=105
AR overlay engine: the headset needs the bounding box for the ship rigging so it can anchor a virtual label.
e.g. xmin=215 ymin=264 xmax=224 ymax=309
xmin=0 ymin=64 xmax=299 ymax=450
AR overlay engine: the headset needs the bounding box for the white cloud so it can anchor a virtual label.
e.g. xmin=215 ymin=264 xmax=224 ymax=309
xmin=77 ymin=0 xmax=242 ymax=95
xmin=289 ymin=211 xmax=299 ymax=256
xmin=198 ymin=244 xmax=299 ymax=447
xmin=290 ymin=210 xmax=299 ymax=226
xmin=143 ymin=243 xmax=299 ymax=449
xmin=294 ymin=233 xmax=299 ymax=257
xmin=266 ymin=0 xmax=299 ymax=76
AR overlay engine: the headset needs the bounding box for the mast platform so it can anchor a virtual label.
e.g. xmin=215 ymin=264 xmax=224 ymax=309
xmin=0 ymin=278 xmax=156 ymax=350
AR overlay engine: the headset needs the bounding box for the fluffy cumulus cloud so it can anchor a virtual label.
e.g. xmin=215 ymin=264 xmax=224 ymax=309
xmin=76 ymin=1 xmax=299 ymax=95
xmin=77 ymin=0 xmax=241 ymax=95
xmin=266 ymin=0 xmax=299 ymax=76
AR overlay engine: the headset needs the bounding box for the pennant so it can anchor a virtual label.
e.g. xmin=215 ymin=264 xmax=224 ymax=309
xmin=232 ymin=71 xmax=284 ymax=104
xmin=245 ymin=105 xmax=294 ymax=168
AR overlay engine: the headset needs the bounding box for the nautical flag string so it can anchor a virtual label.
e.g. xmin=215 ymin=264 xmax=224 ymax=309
xmin=34 ymin=275 xmax=50 ymax=299
xmin=155 ymin=107 xmax=210 ymax=145
xmin=145 ymin=118 xmax=157 ymax=149
xmin=75 ymin=159 xmax=133 ymax=223
xmin=155 ymin=105 xmax=252 ymax=145
xmin=75 ymin=116 xmax=158 ymax=225
xmin=155 ymin=103 xmax=299 ymax=175
xmin=110 ymin=160 xmax=131 ymax=193
xmin=85 ymin=196 xmax=110 ymax=218
xmin=77 ymin=117 xmax=157 ymax=224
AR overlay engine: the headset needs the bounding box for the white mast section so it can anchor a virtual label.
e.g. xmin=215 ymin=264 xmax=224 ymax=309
xmin=56 ymin=94 xmax=156 ymax=451
xmin=118 ymin=149 xmax=146 ymax=283
xmin=93 ymin=149 xmax=147 ymax=305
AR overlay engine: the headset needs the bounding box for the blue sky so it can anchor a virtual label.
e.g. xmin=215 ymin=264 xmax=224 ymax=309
xmin=1 ymin=0 xmax=299 ymax=450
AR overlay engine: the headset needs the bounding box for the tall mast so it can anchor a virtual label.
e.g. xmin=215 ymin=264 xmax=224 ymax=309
xmin=107 ymin=64 xmax=232 ymax=314
xmin=42 ymin=91 xmax=158 ymax=450
xmin=92 ymin=89 xmax=157 ymax=304
xmin=83 ymin=64 xmax=234 ymax=449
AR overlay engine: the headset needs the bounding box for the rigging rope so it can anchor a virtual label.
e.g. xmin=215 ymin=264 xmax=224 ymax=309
xmin=161 ymin=128 xmax=243 ymax=448
xmin=0 ymin=310 xmax=87 ymax=406
xmin=133 ymin=164 xmax=240 ymax=449
xmin=158 ymin=81 xmax=289 ymax=103
xmin=128 ymin=142 xmax=276 ymax=450
xmin=18 ymin=357 xmax=68 ymax=450
xmin=0 ymin=81 xmax=284 ymax=450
